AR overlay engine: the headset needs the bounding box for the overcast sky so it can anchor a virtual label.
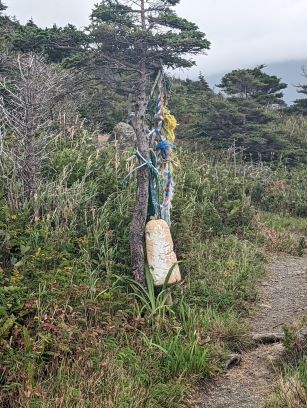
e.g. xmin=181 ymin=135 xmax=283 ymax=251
xmin=6 ymin=0 xmax=307 ymax=79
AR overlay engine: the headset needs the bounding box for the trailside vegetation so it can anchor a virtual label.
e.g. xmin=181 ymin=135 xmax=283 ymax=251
xmin=0 ymin=2 xmax=306 ymax=407
xmin=85 ymin=0 xmax=210 ymax=285
xmin=169 ymin=66 xmax=307 ymax=164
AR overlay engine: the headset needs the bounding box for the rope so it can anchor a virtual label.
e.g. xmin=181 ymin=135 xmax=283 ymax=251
xmin=161 ymin=161 xmax=174 ymax=226
xmin=122 ymin=149 xmax=160 ymax=185
xmin=151 ymin=73 xmax=178 ymax=225
xmin=155 ymin=140 xmax=175 ymax=225
xmin=123 ymin=69 xmax=178 ymax=225
xmin=163 ymin=111 xmax=177 ymax=143
xmin=148 ymin=150 xmax=161 ymax=219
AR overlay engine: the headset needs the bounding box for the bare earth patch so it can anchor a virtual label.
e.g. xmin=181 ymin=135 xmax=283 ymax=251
xmin=194 ymin=255 xmax=307 ymax=408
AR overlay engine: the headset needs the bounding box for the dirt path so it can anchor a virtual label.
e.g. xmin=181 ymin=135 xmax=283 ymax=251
xmin=195 ymin=255 xmax=307 ymax=408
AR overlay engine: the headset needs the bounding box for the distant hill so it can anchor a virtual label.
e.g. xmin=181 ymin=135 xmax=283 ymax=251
xmin=206 ymin=60 xmax=307 ymax=105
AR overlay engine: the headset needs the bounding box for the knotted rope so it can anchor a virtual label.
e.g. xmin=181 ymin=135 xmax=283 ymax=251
xmin=151 ymin=71 xmax=178 ymax=225
xmin=123 ymin=69 xmax=178 ymax=225
xmin=122 ymin=149 xmax=160 ymax=184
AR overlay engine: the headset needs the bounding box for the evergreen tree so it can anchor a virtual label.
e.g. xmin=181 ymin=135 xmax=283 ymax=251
xmin=0 ymin=1 xmax=7 ymax=13
xmin=198 ymin=72 xmax=211 ymax=92
xmin=0 ymin=0 xmax=7 ymax=43
xmin=0 ymin=1 xmax=18 ymax=52
xmin=291 ymin=79 xmax=307 ymax=116
xmin=88 ymin=0 xmax=210 ymax=284
xmin=169 ymin=74 xmax=212 ymax=138
xmin=169 ymin=69 xmax=290 ymax=160
xmin=12 ymin=21 xmax=89 ymax=63
xmin=218 ymin=65 xmax=287 ymax=107
xmin=189 ymin=66 xmax=288 ymax=159
xmin=195 ymin=91 xmax=287 ymax=160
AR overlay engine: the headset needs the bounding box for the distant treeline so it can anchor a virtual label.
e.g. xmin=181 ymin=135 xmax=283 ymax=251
xmin=1 ymin=0 xmax=306 ymax=164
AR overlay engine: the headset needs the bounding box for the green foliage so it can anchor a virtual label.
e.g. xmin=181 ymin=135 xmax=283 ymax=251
xmin=0 ymin=121 xmax=306 ymax=405
xmin=78 ymin=84 xmax=127 ymax=132
xmin=265 ymin=316 xmax=307 ymax=407
xmin=265 ymin=337 xmax=307 ymax=408
xmin=0 ymin=129 xmax=264 ymax=406
xmin=259 ymin=212 xmax=307 ymax=238
xmin=218 ymin=65 xmax=287 ymax=107
xmin=89 ymin=0 xmax=210 ymax=71
xmin=289 ymin=75 xmax=307 ymax=116
xmin=173 ymin=150 xmax=254 ymax=238
xmin=282 ymin=316 xmax=307 ymax=361
xmin=0 ymin=3 xmax=19 ymax=51
xmin=169 ymin=75 xmax=213 ymax=139
xmin=11 ymin=21 xmax=89 ymax=63
xmin=117 ymin=264 xmax=175 ymax=323
xmin=182 ymin=235 xmax=265 ymax=312
xmin=265 ymin=357 xmax=307 ymax=407
xmin=193 ymin=66 xmax=289 ymax=160
xmin=257 ymin=212 xmax=307 ymax=256
xmin=250 ymin=165 xmax=307 ymax=217
xmin=169 ymin=68 xmax=307 ymax=163
xmin=1 ymin=3 xmax=307 ymax=405
xmin=0 ymin=1 xmax=6 ymax=13
xmin=153 ymin=333 xmax=210 ymax=376
xmin=191 ymin=90 xmax=289 ymax=160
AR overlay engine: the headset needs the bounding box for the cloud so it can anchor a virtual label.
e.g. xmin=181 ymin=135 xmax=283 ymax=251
xmin=7 ymin=0 xmax=307 ymax=75
xmin=8 ymin=0 xmax=96 ymax=28
xmin=176 ymin=0 xmax=307 ymax=75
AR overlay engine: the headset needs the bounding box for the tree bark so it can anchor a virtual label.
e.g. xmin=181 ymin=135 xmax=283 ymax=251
xmin=24 ymin=129 xmax=37 ymax=200
xmin=129 ymin=1 xmax=149 ymax=287
xmin=130 ymin=69 xmax=149 ymax=287
xmin=24 ymin=82 xmax=37 ymax=201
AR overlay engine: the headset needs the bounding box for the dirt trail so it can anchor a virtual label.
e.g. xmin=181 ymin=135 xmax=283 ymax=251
xmin=195 ymin=255 xmax=307 ymax=408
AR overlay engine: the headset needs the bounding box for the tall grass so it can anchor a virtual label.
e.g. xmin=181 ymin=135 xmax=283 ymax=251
xmin=265 ymin=357 xmax=307 ymax=408
xmin=1 ymin=126 xmax=306 ymax=406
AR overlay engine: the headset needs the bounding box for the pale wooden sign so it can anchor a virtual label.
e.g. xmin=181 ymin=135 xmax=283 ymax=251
xmin=145 ymin=219 xmax=181 ymax=286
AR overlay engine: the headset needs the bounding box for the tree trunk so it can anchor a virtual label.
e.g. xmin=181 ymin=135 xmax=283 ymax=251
xmin=24 ymin=96 xmax=37 ymax=201
xmin=24 ymin=131 xmax=37 ymax=200
xmin=130 ymin=70 xmax=149 ymax=287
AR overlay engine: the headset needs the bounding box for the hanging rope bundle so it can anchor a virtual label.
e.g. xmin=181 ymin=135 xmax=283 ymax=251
xmin=151 ymin=72 xmax=178 ymax=225
xmin=124 ymin=68 xmax=178 ymax=225
xmin=124 ymin=69 xmax=181 ymax=287
xmin=155 ymin=140 xmax=173 ymax=224
xmin=145 ymin=72 xmax=181 ymax=286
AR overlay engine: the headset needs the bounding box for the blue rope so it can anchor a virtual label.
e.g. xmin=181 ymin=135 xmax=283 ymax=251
xmin=156 ymin=140 xmax=173 ymax=159
xmin=122 ymin=149 xmax=160 ymax=185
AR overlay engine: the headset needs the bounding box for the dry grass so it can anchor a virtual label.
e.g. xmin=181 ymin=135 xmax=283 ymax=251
xmin=266 ymin=375 xmax=307 ymax=408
